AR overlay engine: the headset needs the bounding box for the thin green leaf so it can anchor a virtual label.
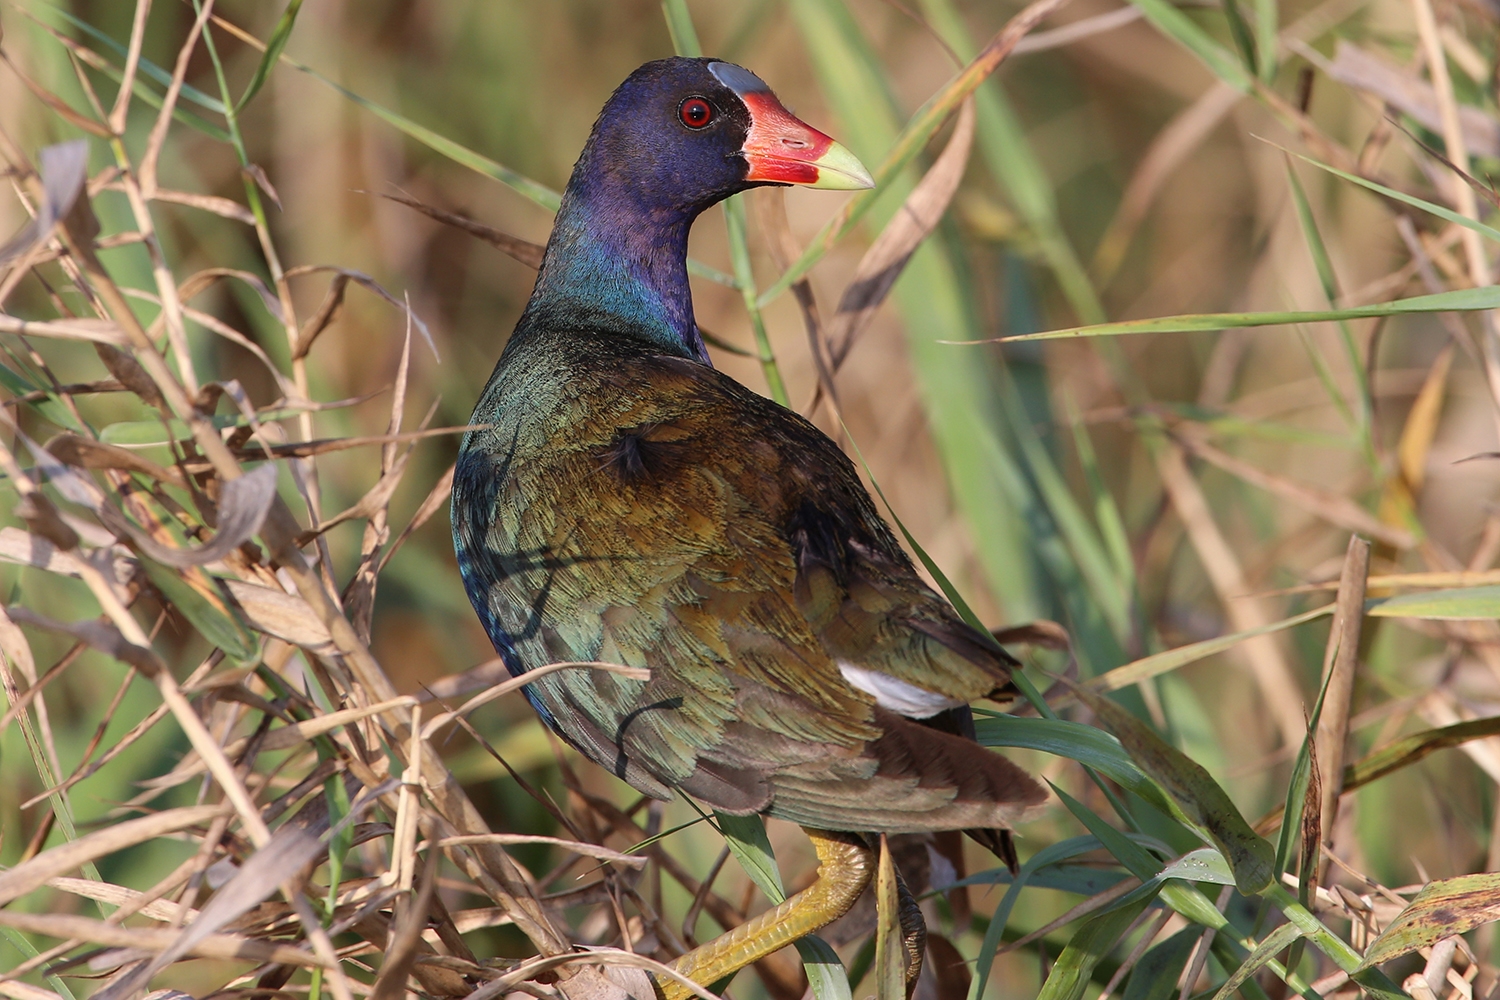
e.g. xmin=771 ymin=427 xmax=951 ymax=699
xmin=661 ymin=0 xmax=704 ymax=57
xmin=917 ymin=0 xmax=1105 ymax=325
xmin=974 ymin=716 xmax=1174 ymax=814
xmin=1286 ymin=147 xmax=1500 ymax=244
xmin=764 ymin=0 xmax=1070 ymax=306
xmin=1067 ymin=399 xmax=1135 ymax=594
xmin=723 ymin=196 xmax=788 ymax=404
xmin=1220 ymin=0 xmax=1261 ymax=78
xmin=34 ymin=1 xmax=228 ymax=113
xmin=1264 ymin=883 xmax=1407 ymax=997
xmin=1080 ymin=605 xmax=1334 ymax=697
xmin=994 ymin=361 xmax=1133 ymax=645
xmin=277 ymin=48 xmax=735 ymax=287
xmin=1255 ymin=0 xmax=1278 ymax=80
xmin=1366 ymin=585 xmax=1500 ymax=619
xmin=950 ymin=863 xmax=1134 ymax=897
xmin=0 ymin=364 xmax=86 ymax=432
xmin=236 ymin=0 xmax=304 ymax=111
xmin=1213 ymin=922 xmax=1305 ymax=1000
xmin=286 ymin=54 xmax=562 ymax=212
xmin=2 ymin=927 xmax=79 ymax=1000
xmin=1285 ymin=161 xmax=1373 ymax=456
xmin=969 ymin=835 xmax=1116 ymax=1000
xmin=1054 ymin=784 xmax=1165 ymax=882
xmin=874 ymin=837 xmax=904 ymax=1000
xmin=323 ymin=770 xmax=353 ymax=919
xmin=987 ymin=286 xmax=1500 ymax=342
xmin=141 ymin=561 xmax=259 ymax=662
xmin=1126 ymin=0 xmax=1253 ymax=91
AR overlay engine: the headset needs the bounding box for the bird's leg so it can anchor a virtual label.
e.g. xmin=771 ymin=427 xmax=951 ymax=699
xmin=657 ymin=828 xmax=874 ymax=1000
xmin=893 ymin=864 xmax=927 ymax=996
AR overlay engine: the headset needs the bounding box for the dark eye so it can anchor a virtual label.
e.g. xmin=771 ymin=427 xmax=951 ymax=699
xmin=679 ymin=97 xmax=715 ymax=129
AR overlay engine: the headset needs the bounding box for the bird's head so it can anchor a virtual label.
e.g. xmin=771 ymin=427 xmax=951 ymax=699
xmin=574 ymin=56 xmax=873 ymax=217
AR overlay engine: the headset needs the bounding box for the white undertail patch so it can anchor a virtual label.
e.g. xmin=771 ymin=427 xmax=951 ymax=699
xmin=837 ymin=661 xmax=965 ymax=718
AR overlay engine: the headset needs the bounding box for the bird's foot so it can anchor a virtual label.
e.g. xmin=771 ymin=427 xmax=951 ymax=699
xmin=655 ymin=828 xmax=873 ymax=1000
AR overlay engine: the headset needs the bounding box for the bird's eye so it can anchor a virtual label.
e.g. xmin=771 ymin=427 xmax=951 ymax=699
xmin=679 ymin=97 xmax=715 ymax=129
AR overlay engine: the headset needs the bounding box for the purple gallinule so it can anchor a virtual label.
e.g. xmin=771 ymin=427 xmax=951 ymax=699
xmin=452 ymin=56 xmax=1045 ymax=998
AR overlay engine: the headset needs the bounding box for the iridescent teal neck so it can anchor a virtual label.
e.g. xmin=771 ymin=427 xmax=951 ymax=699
xmin=520 ymin=178 xmax=709 ymax=362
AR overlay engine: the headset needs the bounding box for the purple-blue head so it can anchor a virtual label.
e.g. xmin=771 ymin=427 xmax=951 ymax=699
xmin=521 ymin=57 xmax=871 ymax=361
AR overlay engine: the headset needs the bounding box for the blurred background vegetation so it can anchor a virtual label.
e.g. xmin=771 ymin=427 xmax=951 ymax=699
xmin=2 ymin=0 xmax=1500 ymax=998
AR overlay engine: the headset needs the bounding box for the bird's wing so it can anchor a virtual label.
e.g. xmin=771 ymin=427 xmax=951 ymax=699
xmin=454 ymin=342 xmax=1040 ymax=826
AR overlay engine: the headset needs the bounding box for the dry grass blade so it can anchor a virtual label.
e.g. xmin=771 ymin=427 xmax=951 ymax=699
xmin=99 ymin=462 xmax=278 ymax=568
xmin=0 ymin=804 xmax=227 ymax=907
xmin=827 ymin=99 xmax=977 ymax=369
xmin=1174 ymin=434 xmax=1415 ymax=548
xmin=0 ymin=910 xmax=326 ymax=969
xmin=380 ymin=190 xmax=546 ymax=269
xmin=94 ymin=795 xmax=339 ymax=1000
xmin=43 ymin=433 xmax=185 ymax=487
xmin=1154 ymin=443 xmax=1309 ymax=749
xmin=284 ymin=264 xmax=434 ymax=356
xmin=1323 ymin=42 xmax=1500 ymax=160
xmin=0 ymin=315 xmax=125 ymax=344
xmin=0 ymin=140 xmax=87 ymax=268
xmin=1314 ymin=536 xmax=1369 ymax=875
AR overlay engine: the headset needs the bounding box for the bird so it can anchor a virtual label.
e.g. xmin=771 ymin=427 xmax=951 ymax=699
xmin=451 ymin=56 xmax=1046 ymax=999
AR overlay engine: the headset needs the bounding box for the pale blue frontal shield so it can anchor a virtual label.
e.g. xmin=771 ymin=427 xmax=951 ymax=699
xmin=708 ymin=61 xmax=771 ymax=96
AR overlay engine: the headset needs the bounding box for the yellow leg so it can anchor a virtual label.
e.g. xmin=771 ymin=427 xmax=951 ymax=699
xmin=657 ymin=829 xmax=874 ymax=1000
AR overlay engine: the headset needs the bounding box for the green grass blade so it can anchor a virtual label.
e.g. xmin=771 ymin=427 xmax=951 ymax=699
xmin=236 ymin=0 xmax=304 ymax=111
xmin=659 ymin=0 xmax=780 ymax=393
xmin=995 ymin=362 xmax=1132 ymax=645
xmin=723 ymin=196 xmax=788 ymax=404
xmin=1212 ymin=922 xmax=1305 ymax=1000
xmin=1344 ymin=716 xmax=1500 ymax=790
xmin=279 ymin=45 xmax=735 ymax=288
xmin=1067 ymin=399 xmax=1136 ymax=594
xmin=1220 ymin=0 xmax=1261 ymax=78
xmin=285 ymin=54 xmax=562 ymax=212
xmin=974 ymin=716 xmax=1173 ymax=812
xmin=1287 ymin=147 xmax=1500 ymax=243
xmin=1084 ymin=604 xmax=1333 ymax=695
xmin=970 ymin=835 xmax=1115 ymax=1000
xmin=1255 ymin=0 xmax=1278 ymax=79
xmin=34 ymin=1 xmax=228 ymax=113
xmin=765 ymin=0 xmax=1066 ymax=306
xmin=1284 ymin=162 xmax=1373 ymax=456
xmin=1124 ymin=928 xmax=1200 ymax=1000
xmin=990 ymin=285 xmax=1500 ymax=341
xmin=1036 ymin=897 xmax=1154 ymax=1000
xmin=1054 ymin=783 xmax=1168 ymax=881
xmin=792 ymin=0 xmax=1047 ymax=621
xmin=662 ymin=0 xmax=704 ymax=57
xmin=1128 ymin=0 xmax=1253 ymax=91
xmin=1365 ymin=585 xmax=1500 ymax=618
